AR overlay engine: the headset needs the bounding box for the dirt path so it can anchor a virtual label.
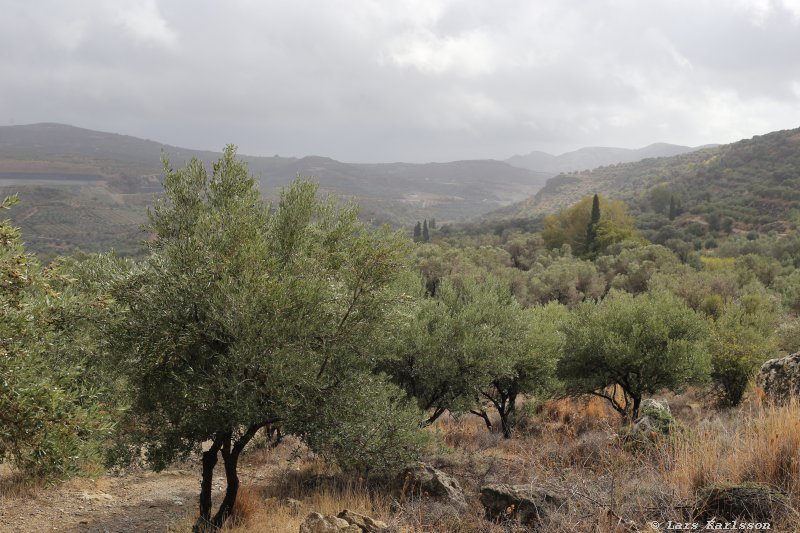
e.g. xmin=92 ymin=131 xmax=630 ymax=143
xmin=0 ymin=468 xmax=199 ymax=533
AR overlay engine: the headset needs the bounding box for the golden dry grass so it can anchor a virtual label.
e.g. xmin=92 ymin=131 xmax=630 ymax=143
xmin=214 ymin=466 xmax=394 ymax=532
xmin=12 ymin=392 xmax=800 ymax=532
xmin=669 ymin=398 xmax=800 ymax=503
xmin=0 ymin=464 xmax=39 ymax=499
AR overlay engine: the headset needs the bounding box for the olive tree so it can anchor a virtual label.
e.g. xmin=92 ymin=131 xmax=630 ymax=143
xmin=708 ymin=293 xmax=778 ymax=406
xmin=383 ymin=276 xmax=563 ymax=437
xmin=111 ymin=148 xmax=426 ymax=531
xmin=477 ymin=302 xmax=567 ymax=437
xmin=382 ymin=277 xmax=513 ymax=426
xmin=0 ymin=196 xmax=116 ymax=480
xmin=558 ymin=289 xmax=710 ymax=420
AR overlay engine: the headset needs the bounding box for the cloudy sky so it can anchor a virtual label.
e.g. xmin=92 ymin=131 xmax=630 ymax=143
xmin=3 ymin=0 xmax=800 ymax=162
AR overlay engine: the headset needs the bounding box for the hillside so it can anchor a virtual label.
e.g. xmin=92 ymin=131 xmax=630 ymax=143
xmin=0 ymin=123 xmax=546 ymax=258
xmin=495 ymin=128 xmax=800 ymax=232
xmin=505 ymin=142 xmax=706 ymax=174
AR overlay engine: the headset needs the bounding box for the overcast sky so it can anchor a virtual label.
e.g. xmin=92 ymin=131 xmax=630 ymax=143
xmin=2 ymin=0 xmax=800 ymax=162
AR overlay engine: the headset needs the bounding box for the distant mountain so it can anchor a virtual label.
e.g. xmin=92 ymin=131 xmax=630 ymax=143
xmin=0 ymin=123 xmax=547 ymax=258
xmin=494 ymin=128 xmax=800 ymax=233
xmin=506 ymin=143 xmax=709 ymax=174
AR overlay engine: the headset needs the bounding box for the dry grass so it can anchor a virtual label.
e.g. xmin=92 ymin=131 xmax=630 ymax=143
xmin=14 ymin=392 xmax=800 ymax=532
xmin=218 ymin=466 xmax=395 ymax=532
xmin=669 ymin=398 xmax=800 ymax=505
xmin=0 ymin=464 xmax=40 ymax=499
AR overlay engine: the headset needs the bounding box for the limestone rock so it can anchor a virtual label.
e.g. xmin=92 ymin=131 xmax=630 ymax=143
xmin=694 ymin=483 xmax=789 ymax=522
xmin=337 ymin=509 xmax=388 ymax=532
xmin=640 ymin=398 xmax=671 ymax=415
xmin=480 ymin=483 xmax=565 ymax=527
xmin=401 ymin=463 xmax=467 ymax=509
xmin=299 ymin=512 xmax=361 ymax=533
xmin=758 ymin=352 xmax=800 ymax=404
xmin=623 ymin=398 xmax=675 ymax=440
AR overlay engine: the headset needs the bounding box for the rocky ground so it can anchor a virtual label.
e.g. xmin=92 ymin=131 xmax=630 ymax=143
xmin=0 ymin=467 xmax=197 ymax=532
xmin=2 ymin=388 xmax=799 ymax=533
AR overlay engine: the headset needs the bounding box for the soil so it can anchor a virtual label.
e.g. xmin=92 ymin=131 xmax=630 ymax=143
xmin=0 ymin=467 xmax=199 ymax=533
xmin=0 ymin=436 xmax=295 ymax=532
xmin=0 ymin=465 xmax=231 ymax=533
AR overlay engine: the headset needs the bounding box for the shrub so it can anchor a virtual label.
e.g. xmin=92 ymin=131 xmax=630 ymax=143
xmin=289 ymin=376 xmax=431 ymax=477
xmin=0 ymin=195 xmax=116 ymax=480
xmin=558 ymin=290 xmax=710 ymax=420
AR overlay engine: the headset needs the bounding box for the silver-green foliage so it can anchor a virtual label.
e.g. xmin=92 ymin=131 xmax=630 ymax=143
xmin=558 ymin=289 xmax=711 ymax=420
xmin=384 ymin=276 xmax=564 ymax=437
xmin=0 ymin=196 xmax=116 ymax=480
xmin=110 ymin=147 xmax=427 ymax=528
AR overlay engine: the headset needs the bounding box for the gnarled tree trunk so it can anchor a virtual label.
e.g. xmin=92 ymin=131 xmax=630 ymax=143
xmin=192 ymin=423 xmax=266 ymax=532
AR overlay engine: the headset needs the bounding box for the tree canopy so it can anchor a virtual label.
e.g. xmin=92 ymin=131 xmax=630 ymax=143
xmin=558 ymin=289 xmax=710 ymax=420
xmin=0 ymin=195 xmax=117 ymax=480
xmin=110 ymin=147 xmax=427 ymax=530
xmin=542 ymin=194 xmax=639 ymax=257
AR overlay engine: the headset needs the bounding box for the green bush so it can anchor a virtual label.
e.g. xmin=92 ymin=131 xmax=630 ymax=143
xmin=0 ymin=196 xmax=116 ymax=480
xmin=289 ymin=376 xmax=431 ymax=477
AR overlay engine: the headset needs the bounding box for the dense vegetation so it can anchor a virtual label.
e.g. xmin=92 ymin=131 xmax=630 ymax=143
xmin=498 ymin=127 xmax=800 ymax=235
xmin=3 ymin=144 xmax=800 ymax=530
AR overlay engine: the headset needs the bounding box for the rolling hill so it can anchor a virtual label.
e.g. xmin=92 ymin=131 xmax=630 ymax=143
xmin=494 ymin=127 xmax=800 ymax=233
xmin=505 ymin=143 xmax=709 ymax=174
xmin=0 ymin=123 xmax=547 ymax=258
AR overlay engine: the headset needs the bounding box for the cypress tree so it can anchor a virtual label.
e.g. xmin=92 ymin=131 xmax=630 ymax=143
xmin=413 ymin=221 xmax=422 ymax=242
xmin=585 ymin=194 xmax=600 ymax=252
xmin=669 ymin=195 xmax=677 ymax=220
xmin=422 ymin=219 xmax=430 ymax=242
xmin=430 ymin=218 xmax=436 ymax=230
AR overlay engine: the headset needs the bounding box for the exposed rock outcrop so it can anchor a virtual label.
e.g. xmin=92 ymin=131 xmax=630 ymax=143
xmin=400 ymin=463 xmax=467 ymax=509
xmin=336 ymin=510 xmax=388 ymax=532
xmin=758 ymin=352 xmax=800 ymax=404
xmin=694 ymin=483 xmax=789 ymax=522
xmin=621 ymin=398 xmax=675 ymax=442
xmin=480 ymin=483 xmax=565 ymax=527
xmin=299 ymin=512 xmax=361 ymax=533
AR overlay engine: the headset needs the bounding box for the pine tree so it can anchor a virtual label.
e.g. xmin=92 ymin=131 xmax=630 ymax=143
xmin=422 ymin=219 xmax=430 ymax=242
xmin=585 ymin=194 xmax=600 ymax=252
xmin=669 ymin=195 xmax=677 ymax=221
xmin=413 ymin=221 xmax=422 ymax=242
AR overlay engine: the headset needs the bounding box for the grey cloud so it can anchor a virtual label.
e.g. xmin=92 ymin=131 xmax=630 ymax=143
xmin=2 ymin=0 xmax=800 ymax=162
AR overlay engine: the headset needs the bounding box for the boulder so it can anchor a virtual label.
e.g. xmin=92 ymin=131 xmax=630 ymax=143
xmin=694 ymin=483 xmax=789 ymax=522
xmin=622 ymin=398 xmax=675 ymax=441
xmin=758 ymin=352 xmax=800 ymax=404
xmin=640 ymin=398 xmax=671 ymax=415
xmin=336 ymin=510 xmax=388 ymax=532
xmin=299 ymin=512 xmax=361 ymax=533
xmin=480 ymin=483 xmax=565 ymax=527
xmin=400 ymin=463 xmax=467 ymax=509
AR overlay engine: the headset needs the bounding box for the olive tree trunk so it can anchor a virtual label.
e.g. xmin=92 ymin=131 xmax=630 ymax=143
xmin=193 ymin=423 xmax=265 ymax=532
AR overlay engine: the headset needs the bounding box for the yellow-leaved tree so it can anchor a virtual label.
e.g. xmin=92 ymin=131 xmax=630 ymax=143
xmin=541 ymin=194 xmax=640 ymax=257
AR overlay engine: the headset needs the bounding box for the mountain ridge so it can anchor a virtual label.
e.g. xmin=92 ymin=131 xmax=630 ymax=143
xmin=492 ymin=127 xmax=800 ymax=234
xmin=0 ymin=123 xmax=547 ymax=257
xmin=505 ymin=142 xmax=712 ymax=174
